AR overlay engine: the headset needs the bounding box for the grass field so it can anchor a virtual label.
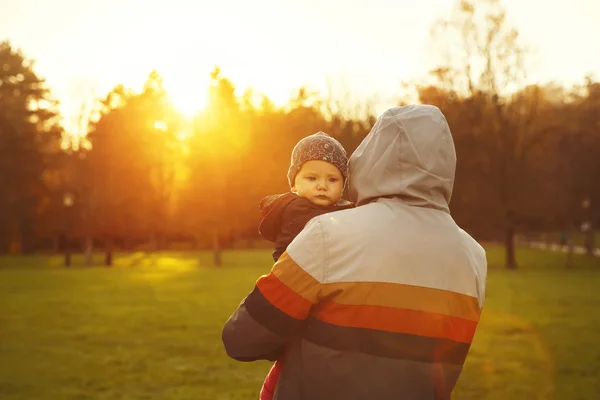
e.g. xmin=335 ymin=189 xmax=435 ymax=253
xmin=0 ymin=247 xmax=599 ymax=400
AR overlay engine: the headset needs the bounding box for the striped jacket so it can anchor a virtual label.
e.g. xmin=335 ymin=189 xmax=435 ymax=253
xmin=222 ymin=105 xmax=488 ymax=399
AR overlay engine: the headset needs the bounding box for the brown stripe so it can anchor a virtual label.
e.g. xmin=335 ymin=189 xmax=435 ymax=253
xmin=273 ymin=253 xmax=480 ymax=321
xmin=284 ymin=277 xmax=479 ymax=321
xmin=313 ymin=302 xmax=477 ymax=343
xmin=305 ymin=317 xmax=471 ymax=365
xmin=256 ymin=273 xmax=313 ymax=320
xmin=271 ymin=251 xmax=321 ymax=303
xmin=244 ymin=286 xmax=306 ymax=338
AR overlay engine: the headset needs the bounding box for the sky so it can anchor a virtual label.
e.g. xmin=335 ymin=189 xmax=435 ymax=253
xmin=1 ymin=0 xmax=599 ymax=134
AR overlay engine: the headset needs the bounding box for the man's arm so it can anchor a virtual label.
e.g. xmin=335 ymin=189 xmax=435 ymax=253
xmin=222 ymin=218 xmax=326 ymax=361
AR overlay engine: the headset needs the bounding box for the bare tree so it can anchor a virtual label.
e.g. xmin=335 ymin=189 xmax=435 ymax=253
xmin=428 ymin=0 xmax=555 ymax=268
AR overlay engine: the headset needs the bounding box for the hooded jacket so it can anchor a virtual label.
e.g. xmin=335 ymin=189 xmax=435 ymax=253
xmin=259 ymin=192 xmax=354 ymax=262
xmin=222 ymin=105 xmax=488 ymax=400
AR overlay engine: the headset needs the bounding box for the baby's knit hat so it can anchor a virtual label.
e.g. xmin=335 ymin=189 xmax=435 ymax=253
xmin=287 ymin=131 xmax=348 ymax=188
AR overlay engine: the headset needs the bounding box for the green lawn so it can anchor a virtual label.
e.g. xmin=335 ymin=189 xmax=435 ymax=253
xmin=0 ymin=248 xmax=599 ymax=400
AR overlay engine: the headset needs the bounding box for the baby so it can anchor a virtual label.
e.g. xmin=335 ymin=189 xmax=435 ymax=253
xmin=257 ymin=131 xmax=354 ymax=399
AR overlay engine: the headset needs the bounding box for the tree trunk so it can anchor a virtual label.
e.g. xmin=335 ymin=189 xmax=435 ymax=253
xmin=564 ymin=226 xmax=574 ymax=268
xmin=53 ymin=235 xmax=60 ymax=253
xmin=505 ymin=223 xmax=518 ymax=269
xmin=19 ymin=214 xmax=35 ymax=255
xmin=565 ymin=235 xmax=574 ymax=268
xmin=84 ymin=236 xmax=93 ymax=266
xmin=213 ymin=227 xmax=222 ymax=267
xmin=585 ymin=228 xmax=595 ymax=256
xmin=152 ymin=234 xmax=158 ymax=253
xmin=64 ymin=234 xmax=71 ymax=267
xmin=105 ymin=238 xmax=113 ymax=267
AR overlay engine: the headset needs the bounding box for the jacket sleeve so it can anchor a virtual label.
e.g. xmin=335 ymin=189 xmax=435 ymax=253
xmin=276 ymin=202 xmax=322 ymax=252
xmin=222 ymin=217 xmax=326 ymax=362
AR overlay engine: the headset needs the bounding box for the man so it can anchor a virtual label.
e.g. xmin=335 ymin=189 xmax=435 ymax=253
xmin=222 ymin=104 xmax=488 ymax=399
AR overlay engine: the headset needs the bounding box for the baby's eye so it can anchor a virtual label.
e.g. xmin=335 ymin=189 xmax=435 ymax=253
xmin=306 ymin=176 xmax=316 ymax=181
xmin=328 ymin=177 xmax=339 ymax=183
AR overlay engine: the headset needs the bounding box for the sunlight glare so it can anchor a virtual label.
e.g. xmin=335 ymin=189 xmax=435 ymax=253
xmin=165 ymin=77 xmax=208 ymax=118
xmin=154 ymin=120 xmax=168 ymax=131
xmin=177 ymin=127 xmax=191 ymax=141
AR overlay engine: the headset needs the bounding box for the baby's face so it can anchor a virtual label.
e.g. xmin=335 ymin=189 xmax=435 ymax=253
xmin=292 ymin=160 xmax=344 ymax=206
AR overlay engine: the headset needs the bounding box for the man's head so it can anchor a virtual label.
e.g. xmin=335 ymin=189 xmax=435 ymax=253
xmin=348 ymin=105 xmax=456 ymax=212
xmin=288 ymin=132 xmax=347 ymax=206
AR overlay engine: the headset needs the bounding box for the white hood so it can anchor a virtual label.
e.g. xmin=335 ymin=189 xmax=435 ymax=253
xmin=348 ymin=105 xmax=456 ymax=213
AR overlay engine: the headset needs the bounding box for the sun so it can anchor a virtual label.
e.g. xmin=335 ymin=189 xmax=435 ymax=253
xmin=164 ymin=77 xmax=209 ymax=118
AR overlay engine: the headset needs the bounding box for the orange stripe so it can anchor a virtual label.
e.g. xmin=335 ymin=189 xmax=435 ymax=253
xmin=322 ymin=282 xmax=480 ymax=321
xmin=271 ymin=252 xmax=321 ymax=303
xmin=273 ymin=261 xmax=479 ymax=321
xmin=313 ymin=302 xmax=478 ymax=344
xmin=257 ymin=273 xmax=313 ymax=320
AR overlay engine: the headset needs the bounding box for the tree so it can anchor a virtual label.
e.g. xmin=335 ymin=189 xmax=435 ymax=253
xmin=428 ymin=0 xmax=554 ymax=268
xmin=184 ymin=67 xmax=251 ymax=266
xmin=0 ymin=41 xmax=62 ymax=253
xmin=82 ymin=84 xmax=137 ymax=264
xmin=84 ymin=71 xmax=183 ymax=263
xmin=558 ymin=78 xmax=600 ymax=257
